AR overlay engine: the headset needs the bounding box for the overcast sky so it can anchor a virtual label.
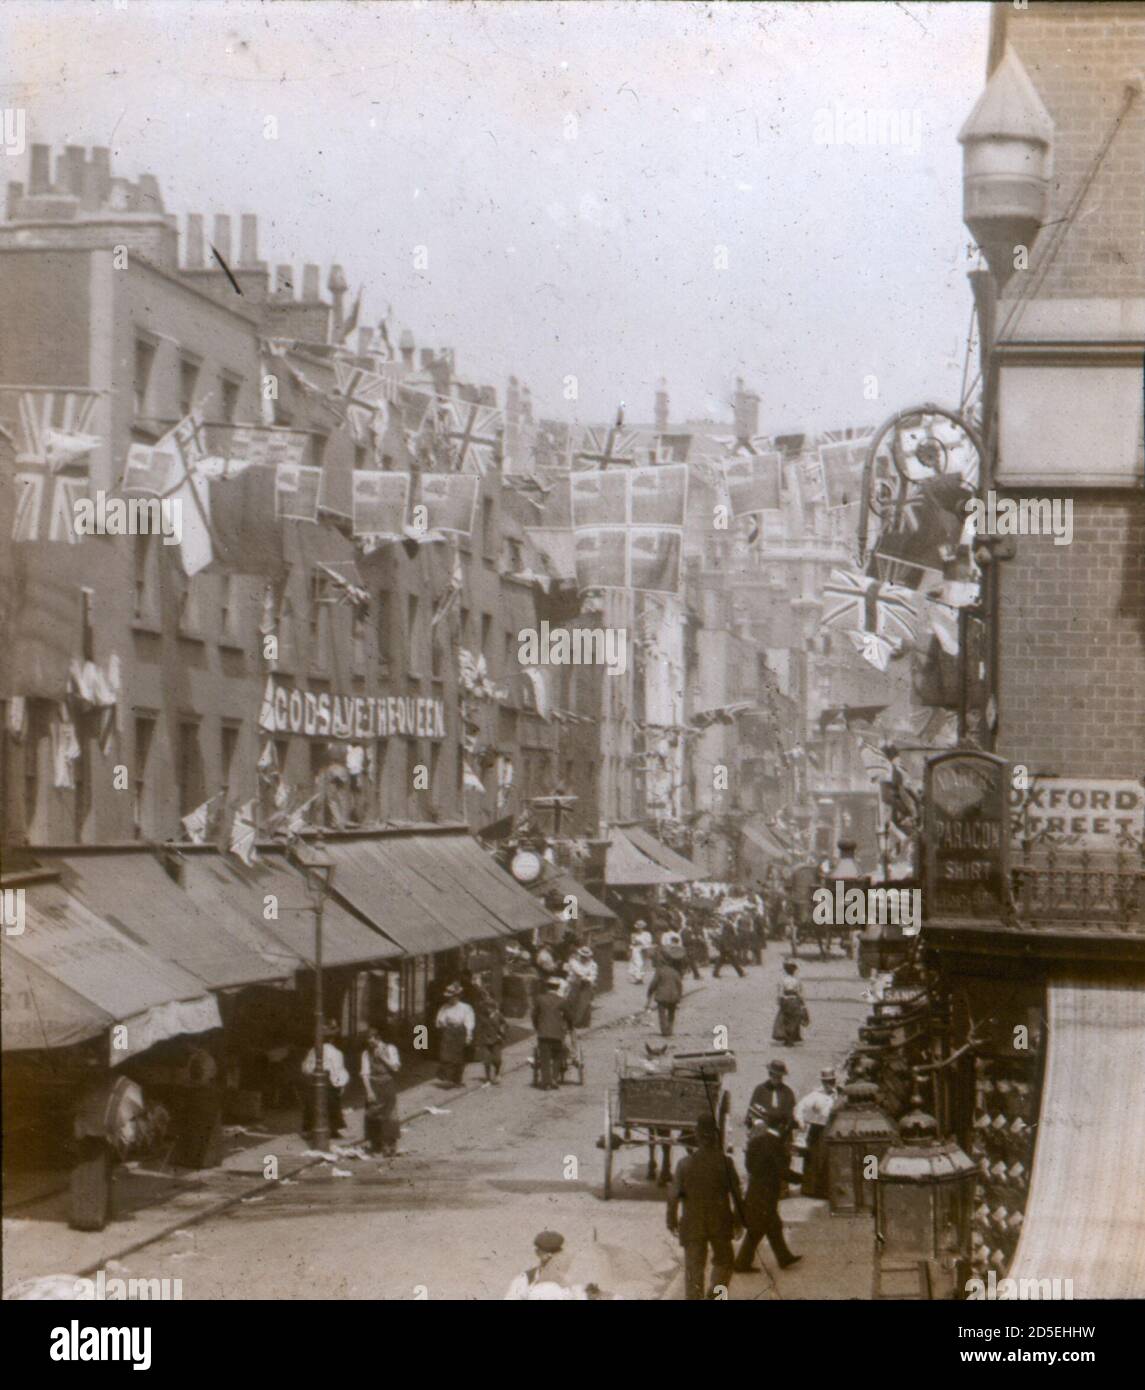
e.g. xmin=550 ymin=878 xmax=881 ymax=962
xmin=3 ymin=0 xmax=990 ymax=432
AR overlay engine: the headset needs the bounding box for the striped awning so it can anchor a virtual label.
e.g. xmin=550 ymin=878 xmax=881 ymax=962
xmin=1007 ymin=976 xmax=1145 ymax=1297
xmin=603 ymin=828 xmax=691 ymax=887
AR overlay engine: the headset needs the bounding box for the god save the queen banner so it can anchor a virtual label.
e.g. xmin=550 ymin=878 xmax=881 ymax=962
xmin=259 ymin=678 xmax=446 ymax=741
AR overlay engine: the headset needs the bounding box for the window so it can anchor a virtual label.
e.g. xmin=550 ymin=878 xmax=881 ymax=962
xmin=220 ymin=723 xmax=240 ymax=797
xmin=220 ymin=573 xmax=241 ymax=645
xmin=459 ymin=606 xmax=470 ymax=647
xmin=133 ymin=338 xmax=156 ymax=417
xmin=132 ymin=714 xmax=156 ymax=837
xmin=220 ymin=376 xmax=241 ymax=424
xmin=352 ymin=607 xmax=368 ymax=672
xmin=309 ymin=740 xmax=329 ymax=783
xmin=133 ymin=535 xmax=157 ymax=623
xmin=176 ymin=721 xmax=205 ymax=818
xmin=431 ymin=621 xmax=444 ymax=680
xmin=503 ymin=628 xmax=515 ymax=676
xmin=274 ymin=737 xmax=290 ymax=782
xmin=179 ymin=576 xmax=202 ymax=636
xmin=178 ymin=356 xmax=201 ymax=417
xmin=482 ymin=496 xmax=496 ymax=558
xmin=407 ymin=594 xmax=420 ymax=671
xmin=375 ymin=595 xmax=391 ymax=678
xmin=481 ymin=613 xmax=492 ymax=659
xmin=22 ymin=700 xmax=43 ymax=839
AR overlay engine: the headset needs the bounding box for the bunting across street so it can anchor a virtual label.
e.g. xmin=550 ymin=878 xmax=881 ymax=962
xmin=572 ymin=423 xmax=641 ymax=469
xmin=822 ymin=567 xmax=918 ymax=642
xmin=333 ymin=358 xmax=392 ymax=442
xmin=437 ymin=397 xmax=503 ymax=474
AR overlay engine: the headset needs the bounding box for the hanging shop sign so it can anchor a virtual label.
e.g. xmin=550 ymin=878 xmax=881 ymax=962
xmin=924 ymin=750 xmax=1010 ymax=919
xmin=510 ymin=849 xmax=545 ymax=884
xmin=259 ymin=677 xmax=446 ymax=740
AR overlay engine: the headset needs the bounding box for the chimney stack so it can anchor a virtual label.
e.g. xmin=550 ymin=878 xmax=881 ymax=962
xmin=521 ymin=385 xmax=533 ymax=422
xmin=239 ymin=213 xmax=259 ymax=267
xmin=61 ymin=146 xmax=85 ymax=197
xmin=90 ymin=148 xmax=111 ymax=205
xmin=137 ymin=173 xmax=162 ymax=211
xmin=302 ymin=263 xmax=320 ymax=301
xmin=654 ymin=377 xmax=669 ymax=433
xmin=28 ymin=144 xmax=51 ymax=195
xmin=6 ymin=180 xmax=23 ymax=222
xmin=274 ymin=264 xmax=293 ymax=298
xmin=186 ymin=214 xmax=204 ymax=268
xmin=327 ymin=264 xmax=348 ymax=340
xmin=81 ymin=159 xmax=102 ymax=212
xmin=212 ymin=214 xmax=232 ymax=264
xmin=733 ymin=377 xmax=759 ymax=443
xmin=399 ymin=330 xmax=415 ymax=368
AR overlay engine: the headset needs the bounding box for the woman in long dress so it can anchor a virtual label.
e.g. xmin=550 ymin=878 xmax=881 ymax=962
xmin=628 ymin=920 xmax=653 ymax=984
xmin=772 ymin=960 xmax=807 ymax=1045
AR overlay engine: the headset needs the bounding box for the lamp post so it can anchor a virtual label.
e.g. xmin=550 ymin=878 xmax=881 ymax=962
xmin=295 ymin=832 xmax=335 ymax=1151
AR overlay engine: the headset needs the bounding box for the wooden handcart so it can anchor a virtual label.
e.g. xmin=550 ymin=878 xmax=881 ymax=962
xmin=602 ymin=1048 xmax=736 ymax=1199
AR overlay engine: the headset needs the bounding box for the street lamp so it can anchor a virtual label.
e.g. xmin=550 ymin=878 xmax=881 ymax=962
xmin=294 ymin=832 xmax=336 ymax=1150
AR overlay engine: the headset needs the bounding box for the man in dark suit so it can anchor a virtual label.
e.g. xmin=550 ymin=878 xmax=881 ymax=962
xmin=667 ymin=1113 xmax=744 ymax=1300
xmin=712 ymin=918 xmax=745 ymax=978
xmin=532 ymin=977 xmax=571 ymax=1091
xmin=733 ymin=1120 xmax=802 ymax=1273
xmin=745 ymin=1058 xmax=796 ymax=1138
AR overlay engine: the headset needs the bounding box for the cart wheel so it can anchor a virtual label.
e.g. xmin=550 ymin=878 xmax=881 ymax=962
xmin=717 ymin=1089 xmax=731 ymax=1148
xmin=603 ymin=1092 xmax=614 ymax=1200
xmin=70 ymin=1137 xmax=113 ymax=1232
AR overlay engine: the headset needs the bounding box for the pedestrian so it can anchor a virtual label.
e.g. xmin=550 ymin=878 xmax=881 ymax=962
xmin=750 ymin=893 xmax=767 ymax=963
xmin=745 ymin=1058 xmax=796 ymax=1139
xmin=474 ymin=990 xmax=508 ymax=1085
xmin=434 ymin=983 xmax=475 ymax=1088
xmin=628 ymin=919 xmax=654 ymax=984
xmin=681 ymin=918 xmax=706 ymax=979
xmin=505 ymin=1230 xmax=572 ymax=1299
xmin=564 ymin=944 xmax=598 ymax=1027
xmin=532 ymin=976 xmax=572 ymax=1090
xmin=535 ymin=940 xmax=560 ymax=979
xmin=667 ymin=1112 xmax=744 ymax=1301
xmin=174 ymin=1037 xmax=222 ymax=1170
xmin=301 ymin=1021 xmax=350 ymax=1139
xmin=794 ymin=1068 xmax=839 ymax=1199
xmin=772 ymin=959 xmax=808 ymax=1045
xmin=735 ymin=910 xmax=755 ymax=967
xmin=733 ymin=1118 xmax=802 ymax=1274
xmin=712 ymin=915 xmax=745 ymax=978
xmin=361 ymin=1028 xmax=402 ymax=1156
xmin=645 ymin=951 xmax=684 ymax=1037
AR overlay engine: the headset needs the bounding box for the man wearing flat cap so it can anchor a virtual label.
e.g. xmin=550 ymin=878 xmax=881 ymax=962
xmin=504 ymin=1230 xmax=570 ymax=1299
xmin=745 ymin=1059 xmax=796 ymax=1139
xmin=667 ymin=1112 xmax=744 ymax=1300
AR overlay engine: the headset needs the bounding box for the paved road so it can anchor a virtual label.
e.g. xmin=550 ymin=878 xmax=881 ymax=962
xmin=8 ymin=945 xmax=871 ymax=1300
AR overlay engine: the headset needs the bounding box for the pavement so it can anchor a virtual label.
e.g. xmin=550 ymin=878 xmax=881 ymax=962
xmin=3 ymin=943 xmax=879 ymax=1299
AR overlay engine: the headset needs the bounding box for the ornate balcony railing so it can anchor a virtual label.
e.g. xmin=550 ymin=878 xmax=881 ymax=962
xmin=1009 ymin=857 xmax=1145 ymax=931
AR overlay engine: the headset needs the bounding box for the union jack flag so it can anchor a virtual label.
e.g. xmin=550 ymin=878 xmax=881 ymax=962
xmin=333 ymin=359 xmax=393 ymax=443
xmin=2 ymin=388 xmax=102 ymax=543
xmin=822 ymin=567 xmax=917 ymax=642
xmin=437 ymin=397 xmax=503 ymax=475
xmin=573 ymin=424 xmax=640 ymax=470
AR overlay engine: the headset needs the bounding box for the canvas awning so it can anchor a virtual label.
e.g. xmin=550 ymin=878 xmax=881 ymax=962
xmin=50 ymin=853 xmax=288 ymax=989
xmin=326 ymin=833 xmax=551 ymax=956
xmin=741 ymin=820 xmax=789 ymax=864
xmin=603 ymin=828 xmax=691 ymax=887
xmin=179 ymin=852 xmax=402 ymax=968
xmin=621 ymin=825 xmax=708 ymax=881
xmin=1007 ymin=976 xmax=1145 ymax=1297
xmin=533 ymin=869 xmax=617 ymax=921
xmin=2 ymin=879 xmax=220 ymax=1059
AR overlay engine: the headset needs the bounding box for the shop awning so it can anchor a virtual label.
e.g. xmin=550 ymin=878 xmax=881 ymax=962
xmin=741 ymin=821 xmax=789 ymax=863
xmin=2 ymin=880 xmax=220 ymax=1058
xmin=603 ymin=828 xmax=691 ymax=887
xmin=326 ymin=833 xmax=551 ymax=956
xmin=1007 ymin=976 xmax=1145 ymax=1297
xmin=50 ymin=853 xmax=287 ymax=989
xmin=180 ymin=852 xmax=402 ymax=968
xmin=533 ymin=869 xmax=617 ymax=921
xmin=619 ymin=825 xmax=707 ymax=881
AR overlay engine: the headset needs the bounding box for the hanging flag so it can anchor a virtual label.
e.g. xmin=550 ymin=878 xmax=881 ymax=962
xmin=654 ymin=433 xmax=693 ymax=465
xmin=257 ymin=739 xmax=278 ymax=773
xmin=351 ymin=470 xmax=410 ymax=537
xmin=0 ymin=387 xmax=101 ymax=468
xmin=574 ymin=528 xmax=628 ymax=591
xmin=847 ymin=627 xmax=897 ymax=672
xmin=333 ymin=358 xmax=392 ymax=442
xmin=573 ymin=424 xmax=640 ymax=470
xmin=431 ymin=542 xmax=464 ymax=628
xmin=181 ymin=798 xmax=215 ymax=844
xmin=631 ymin=464 xmax=688 ymax=526
xmin=463 ymin=761 xmax=486 ymax=795
xmin=418 ymin=471 xmax=479 ymax=536
xmin=11 ymin=470 xmax=89 ymax=543
xmin=629 ymin=528 xmax=682 ymax=595
xmin=822 ymin=568 xmax=917 ymax=642
xmin=570 ymin=470 xmax=629 ymax=528
xmin=339 ymin=286 xmax=363 ymax=344
xmin=818 ymin=439 xmax=869 ymax=510
xmin=275 ymin=462 xmax=323 ymax=522
xmin=213 ymin=461 xmax=287 ymax=576
xmin=722 ymin=452 xmax=782 ymax=517
xmin=229 ymin=799 xmax=259 ymax=866
xmin=436 ymin=397 xmax=503 ymax=475
xmin=925 ymin=598 xmax=961 ymax=657
xmin=314 ymin=560 xmax=369 ymax=609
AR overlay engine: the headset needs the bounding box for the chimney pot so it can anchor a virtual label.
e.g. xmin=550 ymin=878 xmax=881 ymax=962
xmin=137 ymin=173 xmax=162 ymax=212
xmin=91 ymin=148 xmax=111 ymax=204
xmin=62 ymin=145 xmax=85 ymax=197
xmin=212 ymin=214 xmax=232 ymax=264
xmin=302 ymin=264 xmax=320 ymax=301
xmin=239 ymin=213 xmax=259 ymax=267
xmin=81 ymin=160 xmax=102 ymax=212
xmin=274 ymin=264 xmax=293 ymax=298
xmin=186 ymin=214 xmax=204 ymax=268
xmin=29 ymin=144 xmax=51 ymax=195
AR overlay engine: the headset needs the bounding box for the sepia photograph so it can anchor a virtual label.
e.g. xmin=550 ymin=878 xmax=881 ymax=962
xmin=1 ymin=0 xmax=1143 ymax=1350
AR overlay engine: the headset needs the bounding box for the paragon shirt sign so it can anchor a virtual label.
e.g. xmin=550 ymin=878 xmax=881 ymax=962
xmin=259 ymin=678 xmax=446 ymax=741
xmin=925 ymin=751 xmax=1010 ymax=920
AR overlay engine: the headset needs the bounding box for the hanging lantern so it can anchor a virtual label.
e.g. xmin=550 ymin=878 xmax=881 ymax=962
xmin=958 ymin=47 xmax=1054 ymax=290
xmin=824 ymin=1080 xmax=899 ymax=1215
xmin=873 ymin=1089 xmax=978 ymax=1300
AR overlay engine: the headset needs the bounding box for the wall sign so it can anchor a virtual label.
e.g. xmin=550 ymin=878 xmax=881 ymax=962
xmin=1010 ymin=777 xmax=1144 ymax=851
xmin=925 ymin=750 xmax=1010 ymax=919
xmin=258 ymin=677 xmax=446 ymax=741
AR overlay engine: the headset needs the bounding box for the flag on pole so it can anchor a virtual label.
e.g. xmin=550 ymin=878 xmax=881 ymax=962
xmin=573 ymin=423 xmax=640 ymax=470
xmin=463 ymin=761 xmax=486 ymax=795
xmin=822 ymin=568 xmax=917 ymax=642
xmin=437 ymin=398 xmax=503 ymax=475
xmin=229 ymin=799 xmax=259 ymax=866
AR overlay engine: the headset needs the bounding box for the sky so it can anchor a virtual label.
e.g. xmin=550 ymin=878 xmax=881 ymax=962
xmin=2 ymin=0 xmax=991 ymax=432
